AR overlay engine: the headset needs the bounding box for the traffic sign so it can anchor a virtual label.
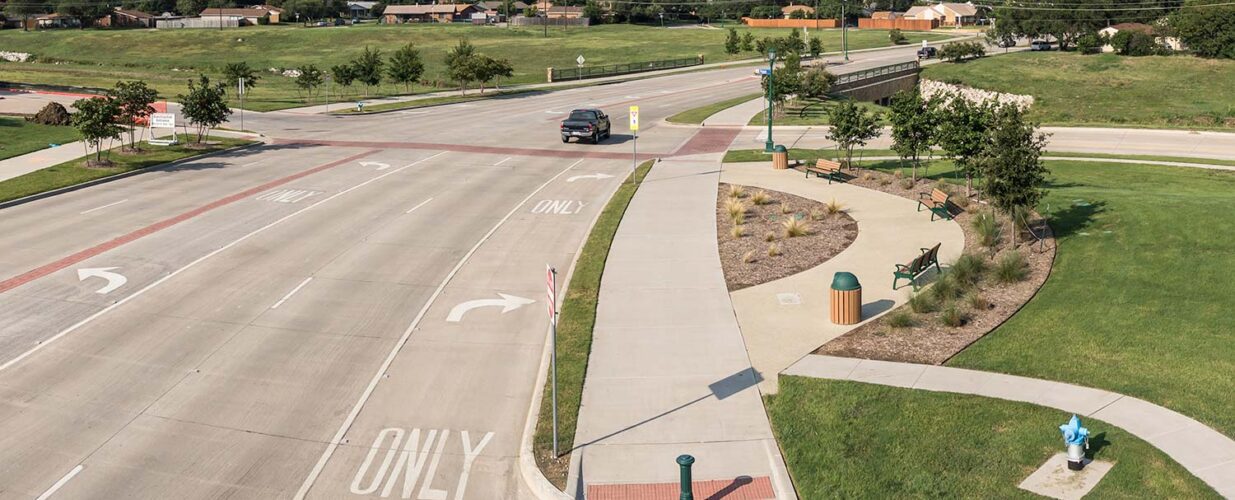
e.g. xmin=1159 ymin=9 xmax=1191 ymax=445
xmin=629 ymin=106 xmax=639 ymax=131
xmin=757 ymin=68 xmax=771 ymax=76
xmin=576 ymin=54 xmax=585 ymax=66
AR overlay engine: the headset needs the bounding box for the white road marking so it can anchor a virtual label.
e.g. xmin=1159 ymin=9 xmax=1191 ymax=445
xmin=566 ymin=173 xmax=614 ymax=183
xmin=76 ymin=267 xmax=127 ymax=295
xmin=256 ymin=189 xmax=322 ymax=204
xmin=294 ymin=157 xmax=585 ymax=499
xmin=445 ymin=293 xmax=535 ymax=323
xmin=531 ymin=199 xmax=587 ymax=215
xmin=405 ymin=198 xmax=434 ymax=214
xmin=36 ymin=464 xmax=83 ymax=500
xmin=493 ymin=157 xmax=512 ymax=167
xmin=271 ymin=277 xmax=313 ymax=309
xmin=79 ymin=199 xmax=128 ymax=215
xmin=0 ymin=151 xmax=447 ymax=375
xmin=351 ymin=428 xmax=495 ymax=500
xmin=360 ymin=161 xmax=392 ymax=170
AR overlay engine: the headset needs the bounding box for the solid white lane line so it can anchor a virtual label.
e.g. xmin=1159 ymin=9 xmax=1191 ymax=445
xmin=36 ymin=465 xmax=83 ymax=500
xmin=0 ymin=151 xmax=448 ymax=375
xmin=494 ymin=157 xmax=512 ymax=167
xmin=79 ymin=199 xmax=128 ymax=215
xmin=294 ymin=157 xmax=587 ymax=500
xmin=271 ymin=277 xmax=313 ymax=309
xmin=404 ymin=198 xmax=434 ymax=214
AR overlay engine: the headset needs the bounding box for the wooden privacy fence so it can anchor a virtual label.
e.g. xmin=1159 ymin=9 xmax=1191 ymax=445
xmin=857 ymin=18 xmax=938 ymax=30
xmin=741 ymin=18 xmax=839 ymax=29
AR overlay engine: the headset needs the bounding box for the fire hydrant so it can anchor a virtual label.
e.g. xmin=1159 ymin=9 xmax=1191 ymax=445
xmin=1059 ymin=414 xmax=1090 ymax=471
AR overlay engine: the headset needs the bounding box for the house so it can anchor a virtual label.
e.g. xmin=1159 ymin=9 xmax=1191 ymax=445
xmin=477 ymin=0 xmax=530 ymax=20
xmin=1098 ymin=22 xmax=1183 ymax=52
xmin=904 ymin=2 xmax=977 ymax=26
xmin=35 ymin=13 xmax=80 ymax=29
xmin=870 ymin=11 xmax=902 ymax=20
xmin=382 ymin=4 xmax=481 ymax=23
xmin=781 ymin=4 xmax=814 ymax=18
xmin=199 ymin=5 xmax=281 ymax=25
xmin=97 ymin=7 xmax=156 ymax=28
xmin=346 ymin=1 xmax=377 ymax=19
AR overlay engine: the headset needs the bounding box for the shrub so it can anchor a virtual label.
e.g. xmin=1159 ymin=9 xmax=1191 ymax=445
xmin=893 ymin=170 xmax=904 ymax=179
xmin=725 ymin=199 xmax=747 ymax=223
xmin=879 ymin=178 xmax=893 ymax=186
xmin=966 ymin=292 xmax=990 ymax=310
xmin=1111 ymin=30 xmax=1157 ymax=56
xmin=782 ymin=216 xmax=811 ymax=237
xmin=887 ymin=310 xmax=914 ymax=328
xmin=742 ymin=250 xmax=757 ymax=263
xmin=972 ymin=212 xmax=1001 ymax=248
xmin=951 ymin=254 xmax=988 ymax=286
xmin=1076 ymin=31 xmax=1104 ymax=54
xmin=909 ymin=292 xmax=936 ymax=313
xmin=939 ymin=305 xmax=967 ymax=327
xmin=826 ymin=198 xmax=844 ymax=215
xmin=767 ymin=243 xmax=782 ymax=256
xmin=728 ymin=184 xmax=746 ymax=199
xmin=889 ymin=28 xmax=907 ymax=45
xmin=994 ymin=251 xmax=1029 ymax=283
xmin=731 ymin=225 xmax=745 ymax=239
xmin=752 ymin=190 xmax=771 ymax=205
xmin=900 ymin=178 xmax=915 ymax=190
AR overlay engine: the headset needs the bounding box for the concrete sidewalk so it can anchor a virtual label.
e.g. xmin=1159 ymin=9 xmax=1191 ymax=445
xmin=786 ymin=355 xmax=1235 ymax=498
xmin=572 ymin=153 xmax=794 ymax=499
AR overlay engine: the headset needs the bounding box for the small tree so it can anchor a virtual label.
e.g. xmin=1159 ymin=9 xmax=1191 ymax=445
xmin=351 ymin=46 xmax=384 ymax=95
xmin=387 ymin=43 xmax=425 ymax=93
xmin=785 ymin=28 xmax=806 ymax=54
xmin=978 ymin=104 xmax=1049 ymax=247
xmin=808 ymin=36 xmax=823 ymax=57
xmin=936 ymin=94 xmax=995 ymax=196
xmin=109 ymin=80 xmax=159 ymax=152
xmin=71 ymin=97 xmax=123 ymax=165
xmin=474 ymin=55 xmax=513 ymax=93
xmin=725 ymin=27 xmax=740 ymax=55
xmin=760 ymin=52 xmax=802 ymax=115
xmin=799 ymin=66 xmax=835 ymax=100
xmin=446 ymin=38 xmax=479 ymax=94
xmin=1075 ymin=31 xmax=1104 ymax=54
xmin=295 ymin=64 xmax=324 ymax=98
xmin=1111 ymin=30 xmax=1157 ymax=56
xmin=889 ymin=28 xmax=907 ymax=45
xmin=888 ymin=88 xmax=937 ymax=182
xmin=177 ymin=74 xmax=231 ymax=144
xmin=330 ymin=64 xmax=356 ymax=98
xmin=826 ymin=100 xmax=882 ymax=169
xmin=222 ymin=62 xmax=259 ymax=95
xmin=740 ymin=32 xmax=755 ymax=52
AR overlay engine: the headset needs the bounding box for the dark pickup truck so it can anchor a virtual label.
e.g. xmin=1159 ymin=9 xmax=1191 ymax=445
xmin=560 ymin=108 xmax=611 ymax=144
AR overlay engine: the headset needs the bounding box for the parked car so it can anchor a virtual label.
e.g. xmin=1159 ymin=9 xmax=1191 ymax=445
xmin=916 ymin=46 xmax=937 ymax=59
xmin=1030 ymin=40 xmax=1052 ymax=51
xmin=997 ymin=38 xmax=1017 ymax=48
xmin=560 ymin=108 xmax=611 ymax=144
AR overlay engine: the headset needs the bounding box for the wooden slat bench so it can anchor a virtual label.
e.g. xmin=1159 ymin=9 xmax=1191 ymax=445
xmin=917 ymin=188 xmax=955 ymax=221
xmin=893 ymin=243 xmax=942 ymax=290
xmin=804 ymin=159 xmax=846 ymax=184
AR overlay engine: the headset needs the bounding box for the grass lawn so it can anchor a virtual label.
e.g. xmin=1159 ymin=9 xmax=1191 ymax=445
xmin=666 ymin=92 xmax=762 ymax=124
xmin=533 ymin=160 xmax=653 ymax=489
xmin=0 ymin=117 xmax=81 ymax=161
xmin=922 ymin=52 xmax=1235 ymax=129
xmin=0 ymin=24 xmax=950 ymax=111
xmin=767 ymin=377 xmax=1217 ymax=498
xmin=949 ymin=160 xmax=1235 ymax=439
xmin=1042 ymin=151 xmax=1235 ymax=167
xmin=0 ymin=134 xmax=253 ymax=204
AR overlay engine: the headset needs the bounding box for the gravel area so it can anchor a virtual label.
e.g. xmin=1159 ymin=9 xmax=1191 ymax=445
xmin=717 ymin=183 xmax=858 ymax=292
xmin=816 ymin=167 xmax=1056 ymax=365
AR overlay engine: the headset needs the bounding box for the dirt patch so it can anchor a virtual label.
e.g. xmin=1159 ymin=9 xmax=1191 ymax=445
xmin=717 ymin=183 xmax=858 ymax=291
xmin=815 ymin=167 xmax=1056 ymax=365
xmin=27 ymin=102 xmax=72 ymax=126
xmin=83 ymin=158 xmax=115 ymax=168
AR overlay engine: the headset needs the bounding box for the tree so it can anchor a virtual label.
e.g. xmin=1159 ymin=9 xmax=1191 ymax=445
xmin=71 ymin=97 xmax=122 ymax=165
xmin=330 ymin=63 xmax=355 ymax=98
xmin=1110 ymin=30 xmax=1158 ymax=56
xmin=295 ymin=64 xmax=324 ymax=98
xmin=978 ymin=104 xmax=1049 ymax=247
xmin=351 ymin=46 xmax=384 ymax=94
xmin=109 ymin=80 xmax=159 ymax=151
xmin=176 ymin=0 xmax=206 ymax=16
xmin=1075 ymin=31 xmax=1105 ymax=54
xmin=177 ymin=74 xmax=231 ymax=144
xmin=799 ymin=66 xmax=835 ymax=100
xmin=386 ymin=43 xmax=424 ymax=93
xmin=740 ymin=32 xmax=755 ymax=52
xmin=446 ymin=38 xmax=479 ymax=94
xmin=582 ymin=0 xmax=602 ymax=23
xmin=1171 ymin=1 xmax=1235 ymax=59
xmin=3 ymin=0 xmax=45 ymax=31
xmin=809 ymin=36 xmax=823 ymax=57
xmin=725 ymin=27 xmax=740 ymax=55
xmin=785 ymin=27 xmax=806 ymax=54
xmin=936 ymin=94 xmax=995 ymax=196
xmin=826 ymin=100 xmax=882 ymax=168
xmin=888 ymin=88 xmax=937 ymax=182
xmin=57 ymin=0 xmax=109 ymax=28
xmin=222 ymin=62 xmax=259 ymax=95
xmin=760 ymin=52 xmax=802 ymax=114
xmin=789 ymin=9 xmax=807 ymax=19
xmin=474 ymin=55 xmax=514 ymax=93
xmin=889 ymin=28 xmax=907 ymax=45
xmin=749 ymin=5 xmax=778 ymax=18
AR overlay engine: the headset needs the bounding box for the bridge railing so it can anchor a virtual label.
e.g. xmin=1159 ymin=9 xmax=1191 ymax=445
xmin=833 ymin=61 xmax=921 ymax=88
xmin=548 ymin=56 xmax=704 ymax=82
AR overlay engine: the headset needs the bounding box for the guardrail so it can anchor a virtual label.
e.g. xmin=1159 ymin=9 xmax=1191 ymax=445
xmin=833 ymin=61 xmax=921 ymax=88
xmin=548 ymin=56 xmax=704 ymax=82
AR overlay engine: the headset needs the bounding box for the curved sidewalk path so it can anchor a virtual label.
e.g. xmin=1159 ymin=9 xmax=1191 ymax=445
xmin=720 ymin=163 xmax=964 ymax=392
xmin=786 ymin=355 xmax=1235 ymax=498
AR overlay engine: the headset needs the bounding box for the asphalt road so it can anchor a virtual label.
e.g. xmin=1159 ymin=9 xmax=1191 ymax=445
xmin=1 ymin=40 xmax=1231 ymax=500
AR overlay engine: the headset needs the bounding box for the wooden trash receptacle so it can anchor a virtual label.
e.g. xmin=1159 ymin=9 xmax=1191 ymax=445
xmin=830 ymin=272 xmax=862 ymax=325
xmin=771 ymin=145 xmax=789 ymax=170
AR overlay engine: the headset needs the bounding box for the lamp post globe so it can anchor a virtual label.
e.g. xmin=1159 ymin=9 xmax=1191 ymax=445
xmin=764 ymin=48 xmax=778 ymax=152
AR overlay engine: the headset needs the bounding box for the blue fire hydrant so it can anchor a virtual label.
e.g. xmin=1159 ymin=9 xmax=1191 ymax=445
xmin=1059 ymin=414 xmax=1090 ymax=471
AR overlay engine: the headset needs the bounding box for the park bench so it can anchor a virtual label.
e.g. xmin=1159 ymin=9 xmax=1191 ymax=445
xmin=804 ymin=159 xmax=847 ymax=184
xmin=917 ymin=188 xmax=955 ymax=221
xmin=893 ymin=243 xmax=942 ymax=290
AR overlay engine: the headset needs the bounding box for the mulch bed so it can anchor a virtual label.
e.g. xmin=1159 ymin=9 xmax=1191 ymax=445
xmin=814 ymin=167 xmax=1057 ymax=365
xmin=717 ymin=183 xmax=858 ymax=292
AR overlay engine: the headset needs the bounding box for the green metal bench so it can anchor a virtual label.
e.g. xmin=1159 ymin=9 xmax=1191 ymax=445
xmin=893 ymin=243 xmax=942 ymax=290
xmin=917 ymin=188 xmax=955 ymax=221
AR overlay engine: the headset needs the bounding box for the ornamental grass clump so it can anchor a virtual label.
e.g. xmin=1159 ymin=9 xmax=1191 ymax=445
xmin=939 ymin=305 xmax=967 ymax=327
xmin=730 ymin=225 xmax=745 ymax=239
xmin=752 ymin=190 xmax=771 ymax=205
xmin=951 ymin=254 xmax=988 ymax=286
xmin=767 ymin=243 xmax=782 ymax=257
xmin=725 ymin=199 xmax=747 ymax=224
xmin=728 ymin=184 xmax=746 ymax=199
xmin=909 ymin=291 xmax=936 ymax=314
xmin=825 ymin=198 xmax=844 ymax=215
xmin=887 ymin=310 xmax=914 ymax=329
xmin=972 ymin=212 xmax=1002 ymax=248
xmin=994 ymin=250 xmax=1029 ymax=283
xmin=782 ymin=216 xmax=811 ymax=238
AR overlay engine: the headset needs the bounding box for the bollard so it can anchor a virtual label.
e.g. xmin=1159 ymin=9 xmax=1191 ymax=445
xmin=677 ymin=454 xmax=695 ymax=500
xmin=1059 ymin=415 xmax=1090 ymax=471
xmin=356 ymin=102 xmax=364 ymax=112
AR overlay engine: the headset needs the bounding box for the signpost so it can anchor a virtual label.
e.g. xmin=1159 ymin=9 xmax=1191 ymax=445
xmin=237 ymin=79 xmax=246 ymax=132
xmin=546 ymin=264 xmax=559 ymax=457
xmin=576 ymin=54 xmax=585 ymax=81
xmin=629 ymin=105 xmax=639 ymax=182
xmin=147 ymin=111 xmax=178 ymax=146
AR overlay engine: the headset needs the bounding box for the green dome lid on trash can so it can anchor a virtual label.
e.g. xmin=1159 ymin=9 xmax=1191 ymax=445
xmin=831 ymin=272 xmax=861 ymax=291
xmin=773 ymin=145 xmax=787 ymax=153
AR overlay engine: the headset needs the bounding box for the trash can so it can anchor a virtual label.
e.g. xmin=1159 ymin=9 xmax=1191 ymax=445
xmin=830 ymin=272 xmax=862 ymax=325
xmin=771 ymin=145 xmax=789 ymax=170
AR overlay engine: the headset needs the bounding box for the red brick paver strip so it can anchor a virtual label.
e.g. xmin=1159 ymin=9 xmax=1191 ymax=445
xmin=672 ymin=127 xmax=743 ymax=156
xmin=588 ymin=476 xmax=775 ymax=500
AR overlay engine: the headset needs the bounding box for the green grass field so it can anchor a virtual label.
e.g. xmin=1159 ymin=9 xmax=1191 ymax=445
xmin=665 ymin=92 xmax=761 ymax=124
xmin=0 ymin=24 xmax=949 ymax=111
xmin=0 ymin=117 xmax=81 ymax=161
xmin=767 ymin=377 xmax=1217 ymax=498
xmin=0 ymin=134 xmax=253 ymax=203
xmin=922 ymin=52 xmax=1235 ymax=129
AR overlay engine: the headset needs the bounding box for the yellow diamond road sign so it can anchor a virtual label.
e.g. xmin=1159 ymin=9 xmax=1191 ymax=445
xmin=629 ymin=106 xmax=639 ymax=131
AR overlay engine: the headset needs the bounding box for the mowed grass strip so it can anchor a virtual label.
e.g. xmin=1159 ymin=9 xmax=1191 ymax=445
xmin=950 ymin=160 xmax=1235 ymax=438
xmin=0 ymin=117 xmax=81 ymax=161
xmin=922 ymin=51 xmax=1235 ymax=129
xmin=767 ymin=377 xmax=1218 ymax=498
xmin=0 ymin=134 xmax=254 ymax=204
xmin=533 ymin=160 xmax=653 ymax=489
xmin=0 ymin=25 xmax=951 ymax=111
xmin=666 ymin=92 xmax=762 ymax=124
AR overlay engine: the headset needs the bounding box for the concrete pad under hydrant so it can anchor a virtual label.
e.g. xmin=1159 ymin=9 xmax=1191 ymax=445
xmin=1018 ymin=453 xmax=1114 ymax=500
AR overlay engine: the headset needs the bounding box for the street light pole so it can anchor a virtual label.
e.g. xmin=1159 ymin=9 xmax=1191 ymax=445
xmin=764 ymin=47 xmax=777 ymax=153
xmin=841 ymin=2 xmax=849 ymax=61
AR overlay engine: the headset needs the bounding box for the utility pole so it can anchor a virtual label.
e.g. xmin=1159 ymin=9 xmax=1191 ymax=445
xmin=841 ymin=1 xmax=849 ymax=61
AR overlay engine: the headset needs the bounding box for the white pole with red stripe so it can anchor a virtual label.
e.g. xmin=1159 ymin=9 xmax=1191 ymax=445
xmin=547 ymin=264 xmax=559 ymax=457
